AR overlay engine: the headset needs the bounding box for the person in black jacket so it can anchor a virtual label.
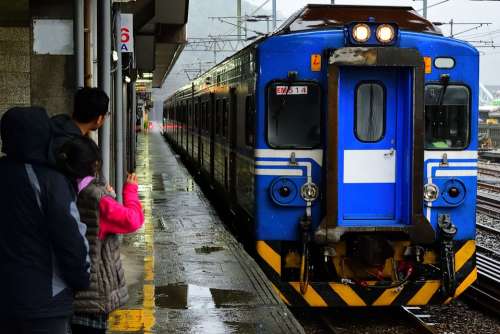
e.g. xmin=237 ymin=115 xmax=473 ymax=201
xmin=0 ymin=107 xmax=91 ymax=334
xmin=50 ymin=87 xmax=109 ymax=165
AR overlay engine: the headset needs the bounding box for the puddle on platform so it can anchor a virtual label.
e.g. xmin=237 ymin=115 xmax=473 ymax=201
xmin=195 ymin=245 xmax=225 ymax=254
xmin=155 ymin=284 xmax=255 ymax=309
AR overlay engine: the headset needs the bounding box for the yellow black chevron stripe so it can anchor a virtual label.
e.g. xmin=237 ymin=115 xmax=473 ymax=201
xmin=256 ymin=240 xmax=476 ymax=307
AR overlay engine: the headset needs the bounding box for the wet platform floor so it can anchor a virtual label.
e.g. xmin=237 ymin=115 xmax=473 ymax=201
xmin=107 ymin=132 xmax=304 ymax=334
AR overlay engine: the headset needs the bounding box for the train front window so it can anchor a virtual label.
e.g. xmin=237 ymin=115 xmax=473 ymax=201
xmin=267 ymin=82 xmax=321 ymax=148
xmin=425 ymin=85 xmax=470 ymax=149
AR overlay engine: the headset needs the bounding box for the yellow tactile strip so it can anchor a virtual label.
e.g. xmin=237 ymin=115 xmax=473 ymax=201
xmin=108 ymin=134 xmax=156 ymax=332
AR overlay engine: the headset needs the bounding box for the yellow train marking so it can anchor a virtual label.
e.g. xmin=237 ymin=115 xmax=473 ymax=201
xmin=372 ymin=287 xmax=402 ymax=306
xmin=329 ymin=283 xmax=366 ymax=306
xmin=257 ymin=241 xmax=281 ymax=275
xmin=272 ymin=283 xmax=291 ymax=306
xmin=407 ymin=281 xmax=440 ymax=305
xmin=455 ymin=240 xmax=476 ymax=272
xmin=290 ymin=282 xmax=328 ymax=307
xmin=454 ymin=267 xmax=478 ymax=298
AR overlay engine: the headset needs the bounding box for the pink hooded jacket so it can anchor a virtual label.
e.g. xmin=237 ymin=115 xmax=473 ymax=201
xmin=79 ymin=177 xmax=144 ymax=240
xmin=98 ymin=183 xmax=144 ymax=240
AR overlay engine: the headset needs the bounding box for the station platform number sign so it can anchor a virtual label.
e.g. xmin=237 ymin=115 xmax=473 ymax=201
xmin=121 ymin=14 xmax=134 ymax=53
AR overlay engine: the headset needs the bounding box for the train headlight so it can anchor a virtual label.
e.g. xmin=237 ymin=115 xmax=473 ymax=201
xmin=423 ymin=184 xmax=439 ymax=202
xmin=352 ymin=24 xmax=371 ymax=43
xmin=301 ymin=183 xmax=319 ymax=202
xmin=376 ymin=24 xmax=395 ymax=44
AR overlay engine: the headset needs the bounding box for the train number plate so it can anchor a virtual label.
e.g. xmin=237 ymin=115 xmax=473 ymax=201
xmin=276 ymin=86 xmax=308 ymax=95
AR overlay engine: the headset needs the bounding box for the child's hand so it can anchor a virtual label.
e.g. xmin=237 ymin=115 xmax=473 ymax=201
xmin=127 ymin=173 xmax=138 ymax=185
xmin=106 ymin=184 xmax=115 ymax=194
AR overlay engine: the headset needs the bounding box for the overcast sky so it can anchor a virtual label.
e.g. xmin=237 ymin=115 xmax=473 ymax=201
xmin=245 ymin=0 xmax=500 ymax=86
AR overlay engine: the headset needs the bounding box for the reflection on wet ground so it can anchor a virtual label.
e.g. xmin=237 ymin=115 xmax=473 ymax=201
xmin=155 ymin=284 xmax=255 ymax=309
xmin=194 ymin=245 xmax=225 ymax=254
xmin=107 ymin=132 xmax=304 ymax=334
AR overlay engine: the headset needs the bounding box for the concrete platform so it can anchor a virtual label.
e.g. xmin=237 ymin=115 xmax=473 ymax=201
xmin=107 ymin=131 xmax=304 ymax=334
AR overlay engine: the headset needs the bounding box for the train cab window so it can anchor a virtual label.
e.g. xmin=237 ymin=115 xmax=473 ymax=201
xmin=267 ymin=82 xmax=321 ymax=148
xmin=425 ymin=85 xmax=470 ymax=149
xmin=355 ymin=82 xmax=385 ymax=142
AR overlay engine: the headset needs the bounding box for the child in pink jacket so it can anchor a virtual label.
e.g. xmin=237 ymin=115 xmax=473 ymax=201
xmin=56 ymin=136 xmax=144 ymax=334
xmin=77 ymin=172 xmax=143 ymax=240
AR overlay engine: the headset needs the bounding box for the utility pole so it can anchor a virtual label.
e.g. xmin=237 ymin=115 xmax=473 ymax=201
xmin=237 ymin=0 xmax=242 ymax=38
xmin=74 ymin=0 xmax=84 ymax=88
xmin=331 ymin=0 xmax=335 ymax=4
xmin=98 ymin=0 xmax=111 ymax=183
xmin=113 ymin=5 xmax=124 ymax=202
xmin=272 ymin=0 xmax=276 ymax=30
xmin=423 ymin=0 xmax=428 ymax=18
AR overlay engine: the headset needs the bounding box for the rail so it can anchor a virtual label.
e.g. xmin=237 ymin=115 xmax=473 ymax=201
xmin=464 ymin=244 xmax=500 ymax=317
xmin=401 ymin=306 xmax=438 ymax=334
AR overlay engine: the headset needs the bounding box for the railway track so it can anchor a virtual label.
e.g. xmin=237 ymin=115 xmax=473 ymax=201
xmin=473 ymin=187 xmax=500 ymax=316
xmin=464 ymin=245 xmax=500 ymax=317
xmin=476 ymin=188 xmax=500 ymax=219
xmin=478 ymin=162 xmax=500 ymax=177
xmin=477 ymin=222 xmax=500 ymax=236
xmin=315 ymin=306 xmax=438 ymax=334
xmin=478 ymin=181 xmax=500 ymax=192
xmin=401 ymin=306 xmax=439 ymax=334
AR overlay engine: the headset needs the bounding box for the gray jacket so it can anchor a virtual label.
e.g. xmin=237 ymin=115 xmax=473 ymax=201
xmin=74 ymin=179 xmax=128 ymax=314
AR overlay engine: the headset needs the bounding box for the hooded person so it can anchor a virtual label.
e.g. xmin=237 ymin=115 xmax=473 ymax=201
xmin=0 ymin=107 xmax=91 ymax=334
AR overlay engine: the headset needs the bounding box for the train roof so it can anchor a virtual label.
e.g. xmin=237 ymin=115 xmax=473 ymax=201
xmin=274 ymin=4 xmax=442 ymax=36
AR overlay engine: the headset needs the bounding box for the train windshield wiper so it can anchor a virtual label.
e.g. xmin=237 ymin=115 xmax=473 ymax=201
xmin=438 ymin=74 xmax=450 ymax=106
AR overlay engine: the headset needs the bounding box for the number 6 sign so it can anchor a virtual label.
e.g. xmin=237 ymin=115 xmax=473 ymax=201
xmin=120 ymin=14 xmax=134 ymax=53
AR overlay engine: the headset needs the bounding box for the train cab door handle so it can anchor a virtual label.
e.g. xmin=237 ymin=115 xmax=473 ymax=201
xmin=384 ymin=148 xmax=395 ymax=158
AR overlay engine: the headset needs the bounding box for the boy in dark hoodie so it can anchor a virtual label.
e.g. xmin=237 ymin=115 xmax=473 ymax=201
xmin=0 ymin=107 xmax=91 ymax=334
xmin=50 ymin=87 xmax=109 ymax=163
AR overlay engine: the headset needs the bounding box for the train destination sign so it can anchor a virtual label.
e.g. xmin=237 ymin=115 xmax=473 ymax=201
xmin=275 ymin=86 xmax=309 ymax=95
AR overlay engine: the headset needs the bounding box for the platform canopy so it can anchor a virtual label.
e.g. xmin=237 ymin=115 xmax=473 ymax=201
xmin=124 ymin=0 xmax=189 ymax=88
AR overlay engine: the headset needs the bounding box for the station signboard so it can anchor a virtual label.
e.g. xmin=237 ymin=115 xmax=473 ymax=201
xmin=120 ymin=14 xmax=133 ymax=53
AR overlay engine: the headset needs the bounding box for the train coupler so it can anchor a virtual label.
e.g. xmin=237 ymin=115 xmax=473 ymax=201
xmin=438 ymin=214 xmax=458 ymax=297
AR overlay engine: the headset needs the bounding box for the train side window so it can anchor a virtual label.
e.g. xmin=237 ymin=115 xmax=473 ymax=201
xmin=355 ymin=82 xmax=385 ymax=142
xmin=425 ymin=85 xmax=470 ymax=149
xmin=245 ymin=95 xmax=255 ymax=147
xmin=215 ymin=99 xmax=221 ymax=135
xmin=267 ymin=82 xmax=321 ymax=148
xmin=196 ymin=103 xmax=200 ymax=129
xmin=223 ymin=99 xmax=228 ymax=138
xmin=201 ymin=103 xmax=206 ymax=131
xmin=204 ymin=102 xmax=209 ymax=131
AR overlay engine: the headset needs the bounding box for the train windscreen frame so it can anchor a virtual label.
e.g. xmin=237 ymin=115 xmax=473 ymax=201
xmin=267 ymin=81 xmax=321 ymax=149
xmin=424 ymin=84 xmax=470 ymax=150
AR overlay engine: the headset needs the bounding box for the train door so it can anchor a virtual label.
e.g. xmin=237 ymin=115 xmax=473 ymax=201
xmin=338 ymin=67 xmax=409 ymax=225
xmin=229 ymin=88 xmax=238 ymax=196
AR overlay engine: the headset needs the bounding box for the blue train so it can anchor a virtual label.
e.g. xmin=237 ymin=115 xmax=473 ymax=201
xmin=163 ymin=5 xmax=478 ymax=307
